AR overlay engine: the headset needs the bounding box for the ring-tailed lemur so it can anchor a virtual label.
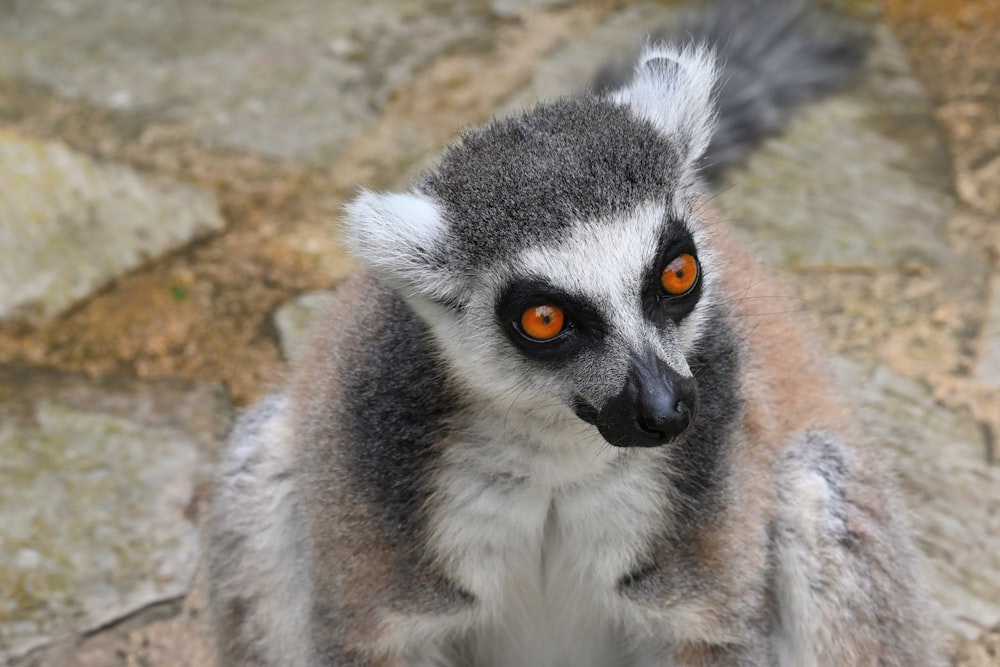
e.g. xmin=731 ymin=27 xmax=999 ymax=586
xmin=205 ymin=1 xmax=943 ymax=665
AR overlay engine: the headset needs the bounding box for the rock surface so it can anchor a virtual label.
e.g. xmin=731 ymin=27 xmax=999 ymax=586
xmin=717 ymin=26 xmax=954 ymax=272
xmin=0 ymin=368 xmax=230 ymax=665
xmin=957 ymin=625 xmax=1000 ymax=667
xmin=0 ymin=0 xmax=501 ymax=163
xmin=840 ymin=362 xmax=1000 ymax=641
xmin=976 ymin=276 xmax=1000 ymax=389
xmin=273 ymin=290 xmax=341 ymax=364
xmin=0 ymin=131 xmax=224 ymax=323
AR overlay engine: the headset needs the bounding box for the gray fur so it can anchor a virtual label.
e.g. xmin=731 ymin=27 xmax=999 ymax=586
xmin=770 ymin=430 xmax=940 ymax=665
xmin=203 ymin=394 xmax=312 ymax=667
xmin=419 ymin=97 xmax=681 ymax=275
xmin=204 ymin=2 xmax=941 ymax=665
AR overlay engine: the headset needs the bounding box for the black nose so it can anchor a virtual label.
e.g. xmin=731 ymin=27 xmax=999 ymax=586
xmin=588 ymin=353 xmax=698 ymax=448
xmin=635 ymin=378 xmax=694 ymax=442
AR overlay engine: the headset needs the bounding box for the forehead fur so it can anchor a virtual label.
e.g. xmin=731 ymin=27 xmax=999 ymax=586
xmin=514 ymin=201 xmax=668 ymax=300
xmin=510 ymin=201 xmax=707 ymax=373
xmin=418 ymin=97 xmax=680 ymax=272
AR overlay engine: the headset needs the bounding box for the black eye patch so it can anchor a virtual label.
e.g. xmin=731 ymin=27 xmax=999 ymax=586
xmin=642 ymin=222 xmax=702 ymax=323
xmin=496 ymin=279 xmax=608 ymax=361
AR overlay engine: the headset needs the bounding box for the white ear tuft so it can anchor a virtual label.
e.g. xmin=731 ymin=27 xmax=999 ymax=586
xmin=612 ymin=44 xmax=719 ymax=167
xmin=343 ymin=189 xmax=456 ymax=299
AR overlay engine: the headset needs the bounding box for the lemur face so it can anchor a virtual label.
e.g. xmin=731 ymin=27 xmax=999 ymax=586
xmin=490 ymin=201 xmax=713 ymax=447
xmin=345 ymin=46 xmax=720 ymax=448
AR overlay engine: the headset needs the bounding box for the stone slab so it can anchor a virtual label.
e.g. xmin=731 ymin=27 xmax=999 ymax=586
xmin=838 ymin=360 xmax=1000 ymax=643
xmin=0 ymin=0 xmax=500 ymax=163
xmin=0 ymin=368 xmax=231 ymax=663
xmin=273 ymin=290 xmax=340 ymax=365
xmin=0 ymin=131 xmax=224 ymax=323
xmin=717 ymin=26 xmax=955 ymax=271
xmin=976 ymin=273 xmax=1000 ymax=388
xmin=499 ymin=1 xmax=674 ymax=113
xmin=957 ymin=624 xmax=1000 ymax=667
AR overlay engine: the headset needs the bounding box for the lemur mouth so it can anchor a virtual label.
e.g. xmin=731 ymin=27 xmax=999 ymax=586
xmin=573 ymin=398 xmax=694 ymax=448
xmin=572 ymin=358 xmax=698 ymax=448
xmin=579 ymin=397 xmax=695 ymax=448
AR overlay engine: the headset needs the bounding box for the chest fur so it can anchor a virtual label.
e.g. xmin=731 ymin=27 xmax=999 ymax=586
xmin=426 ymin=435 xmax=671 ymax=667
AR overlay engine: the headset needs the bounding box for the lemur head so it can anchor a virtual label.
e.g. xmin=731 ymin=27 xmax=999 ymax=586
xmin=345 ymin=46 xmax=720 ymax=449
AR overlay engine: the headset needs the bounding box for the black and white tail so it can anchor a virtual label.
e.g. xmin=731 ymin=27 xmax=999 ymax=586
xmin=595 ymin=0 xmax=868 ymax=180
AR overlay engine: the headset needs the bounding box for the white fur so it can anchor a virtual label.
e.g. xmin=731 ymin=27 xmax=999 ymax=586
xmin=207 ymin=395 xmax=311 ymax=667
xmin=514 ymin=200 xmax=717 ymax=378
xmin=771 ymin=436 xmax=857 ymax=667
xmin=416 ymin=408 xmax=675 ymax=666
xmin=344 ymin=189 xmax=460 ymax=302
xmin=612 ymin=44 xmax=719 ymax=167
xmin=519 ymin=202 xmax=678 ymax=369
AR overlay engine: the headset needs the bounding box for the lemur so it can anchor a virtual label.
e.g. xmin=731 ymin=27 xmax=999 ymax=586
xmin=205 ymin=1 xmax=943 ymax=665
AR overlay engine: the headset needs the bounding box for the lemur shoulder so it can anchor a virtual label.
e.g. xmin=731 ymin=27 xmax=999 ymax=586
xmin=205 ymin=1 xmax=944 ymax=665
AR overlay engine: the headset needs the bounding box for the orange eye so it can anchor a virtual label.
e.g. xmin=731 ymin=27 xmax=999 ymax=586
xmin=661 ymin=253 xmax=699 ymax=295
xmin=520 ymin=304 xmax=565 ymax=341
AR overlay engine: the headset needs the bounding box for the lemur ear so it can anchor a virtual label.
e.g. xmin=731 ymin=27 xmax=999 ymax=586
xmin=343 ymin=189 xmax=458 ymax=302
xmin=611 ymin=45 xmax=719 ymax=168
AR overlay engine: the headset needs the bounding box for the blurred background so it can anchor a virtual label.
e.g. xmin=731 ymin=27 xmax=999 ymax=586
xmin=0 ymin=0 xmax=997 ymax=664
